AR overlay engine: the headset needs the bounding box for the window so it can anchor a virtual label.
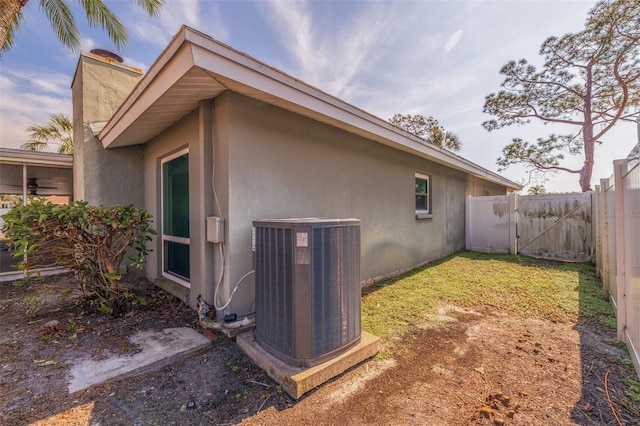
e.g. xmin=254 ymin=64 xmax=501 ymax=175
xmin=415 ymin=173 xmax=431 ymax=218
xmin=161 ymin=149 xmax=190 ymax=286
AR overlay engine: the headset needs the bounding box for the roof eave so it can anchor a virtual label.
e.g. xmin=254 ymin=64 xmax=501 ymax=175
xmin=98 ymin=26 xmax=521 ymax=190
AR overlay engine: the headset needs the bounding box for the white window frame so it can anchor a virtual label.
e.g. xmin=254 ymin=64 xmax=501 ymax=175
xmin=161 ymin=148 xmax=190 ymax=287
xmin=415 ymin=172 xmax=432 ymax=219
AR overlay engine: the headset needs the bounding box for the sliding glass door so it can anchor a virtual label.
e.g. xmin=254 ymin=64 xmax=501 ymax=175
xmin=161 ymin=150 xmax=190 ymax=285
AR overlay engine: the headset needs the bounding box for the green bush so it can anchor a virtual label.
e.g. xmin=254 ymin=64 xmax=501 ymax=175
xmin=1 ymin=200 xmax=156 ymax=316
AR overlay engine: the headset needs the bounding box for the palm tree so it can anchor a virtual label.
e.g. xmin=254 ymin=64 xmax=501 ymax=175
xmin=527 ymin=184 xmax=547 ymax=195
xmin=1 ymin=0 xmax=163 ymax=53
xmin=21 ymin=113 xmax=73 ymax=154
xmin=389 ymin=113 xmax=462 ymax=152
xmin=428 ymin=126 xmax=462 ymax=152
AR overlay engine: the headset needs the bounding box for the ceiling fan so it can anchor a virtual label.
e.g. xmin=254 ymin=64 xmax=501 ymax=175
xmin=9 ymin=178 xmax=58 ymax=196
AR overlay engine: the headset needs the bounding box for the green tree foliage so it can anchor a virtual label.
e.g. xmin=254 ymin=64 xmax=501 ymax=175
xmin=389 ymin=113 xmax=462 ymax=152
xmin=1 ymin=0 xmax=163 ymax=53
xmin=527 ymin=184 xmax=547 ymax=195
xmin=1 ymin=200 xmax=156 ymax=316
xmin=483 ymin=0 xmax=640 ymax=192
xmin=21 ymin=113 xmax=73 ymax=154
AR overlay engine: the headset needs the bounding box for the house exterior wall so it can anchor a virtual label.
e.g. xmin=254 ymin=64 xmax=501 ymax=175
xmin=218 ymin=92 xmax=495 ymax=316
xmin=467 ymin=175 xmax=507 ymax=196
xmin=72 ymin=53 xmax=145 ymax=208
xmin=143 ymin=105 xmax=217 ymax=308
xmin=143 ymin=110 xmax=198 ymax=283
xmin=137 ymin=92 xmax=509 ymax=315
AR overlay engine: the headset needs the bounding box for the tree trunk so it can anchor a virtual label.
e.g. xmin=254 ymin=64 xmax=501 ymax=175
xmin=579 ymin=138 xmax=595 ymax=192
xmin=0 ymin=0 xmax=24 ymax=52
xmin=580 ymin=65 xmax=595 ymax=193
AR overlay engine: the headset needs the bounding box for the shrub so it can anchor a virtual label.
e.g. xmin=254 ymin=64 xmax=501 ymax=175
xmin=1 ymin=200 xmax=156 ymax=316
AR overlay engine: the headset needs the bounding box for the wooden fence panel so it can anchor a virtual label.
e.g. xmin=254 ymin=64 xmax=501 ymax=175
xmin=517 ymin=193 xmax=593 ymax=261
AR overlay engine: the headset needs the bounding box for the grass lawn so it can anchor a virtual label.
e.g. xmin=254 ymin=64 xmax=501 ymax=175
xmin=361 ymin=251 xmax=615 ymax=342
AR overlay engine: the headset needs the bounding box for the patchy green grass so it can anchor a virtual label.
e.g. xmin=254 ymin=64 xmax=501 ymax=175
xmin=361 ymin=251 xmax=614 ymax=341
xmin=625 ymin=378 xmax=640 ymax=403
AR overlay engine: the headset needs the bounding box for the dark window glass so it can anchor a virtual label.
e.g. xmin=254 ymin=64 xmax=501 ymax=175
xmin=415 ymin=176 xmax=429 ymax=212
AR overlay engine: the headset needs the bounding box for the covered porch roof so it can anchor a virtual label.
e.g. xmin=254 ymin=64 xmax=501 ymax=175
xmin=0 ymin=148 xmax=73 ymax=197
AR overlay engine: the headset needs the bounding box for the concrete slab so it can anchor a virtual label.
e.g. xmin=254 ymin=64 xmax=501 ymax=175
xmin=68 ymin=327 xmax=210 ymax=393
xmin=237 ymin=331 xmax=381 ymax=399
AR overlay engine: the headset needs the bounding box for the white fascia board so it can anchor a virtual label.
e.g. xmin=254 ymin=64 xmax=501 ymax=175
xmin=0 ymin=148 xmax=73 ymax=168
xmin=188 ymin=34 xmax=519 ymax=189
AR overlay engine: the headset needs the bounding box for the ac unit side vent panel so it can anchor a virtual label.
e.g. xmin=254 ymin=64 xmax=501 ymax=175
xmin=254 ymin=218 xmax=361 ymax=367
xmin=311 ymin=226 xmax=361 ymax=358
xmin=255 ymin=226 xmax=294 ymax=357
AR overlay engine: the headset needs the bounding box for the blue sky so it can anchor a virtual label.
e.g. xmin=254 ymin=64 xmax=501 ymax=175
xmin=1 ymin=0 xmax=637 ymax=192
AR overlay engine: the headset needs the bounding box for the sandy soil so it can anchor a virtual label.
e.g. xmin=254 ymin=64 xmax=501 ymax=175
xmin=1 ymin=274 xmax=639 ymax=425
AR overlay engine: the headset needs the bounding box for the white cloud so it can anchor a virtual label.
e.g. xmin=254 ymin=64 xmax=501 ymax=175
xmin=156 ymin=0 xmax=202 ymax=39
xmin=80 ymin=37 xmax=98 ymax=53
xmin=120 ymin=56 xmax=150 ymax=73
xmin=263 ymin=1 xmax=316 ymax=76
xmin=263 ymin=0 xmax=395 ymax=100
xmin=130 ymin=0 xmax=229 ymax=48
xmin=0 ymin=69 xmax=72 ymax=150
xmin=0 ymin=75 xmax=14 ymax=91
xmin=444 ymin=29 xmax=463 ymax=53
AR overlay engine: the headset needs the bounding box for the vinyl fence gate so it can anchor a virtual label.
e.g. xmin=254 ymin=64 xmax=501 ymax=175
xmin=466 ymin=192 xmax=594 ymax=262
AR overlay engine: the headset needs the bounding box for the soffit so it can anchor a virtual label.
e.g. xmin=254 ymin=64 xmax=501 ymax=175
xmin=103 ymin=66 xmax=224 ymax=148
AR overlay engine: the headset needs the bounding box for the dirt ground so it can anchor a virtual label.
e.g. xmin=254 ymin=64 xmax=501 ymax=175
xmin=1 ymin=273 xmax=639 ymax=426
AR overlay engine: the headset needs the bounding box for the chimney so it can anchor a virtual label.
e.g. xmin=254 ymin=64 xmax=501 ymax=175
xmin=71 ymin=50 xmax=145 ymax=206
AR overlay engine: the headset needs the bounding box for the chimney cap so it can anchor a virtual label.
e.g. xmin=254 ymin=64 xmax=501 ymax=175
xmin=90 ymin=49 xmax=123 ymax=63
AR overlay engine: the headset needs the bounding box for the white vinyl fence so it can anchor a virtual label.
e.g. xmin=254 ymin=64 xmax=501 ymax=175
xmin=595 ymin=157 xmax=640 ymax=377
xmin=466 ymin=192 xmax=594 ymax=262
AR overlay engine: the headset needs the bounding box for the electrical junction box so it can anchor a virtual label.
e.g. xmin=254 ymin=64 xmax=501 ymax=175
xmin=206 ymin=217 xmax=224 ymax=243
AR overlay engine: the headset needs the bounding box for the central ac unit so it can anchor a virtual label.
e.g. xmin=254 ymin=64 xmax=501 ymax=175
xmin=253 ymin=218 xmax=361 ymax=367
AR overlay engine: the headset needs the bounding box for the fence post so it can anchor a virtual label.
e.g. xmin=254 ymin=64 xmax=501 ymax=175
xmin=613 ymin=159 xmax=628 ymax=341
xmin=599 ymin=179 xmax=610 ymax=300
xmin=594 ymin=186 xmax=601 ymax=274
xmin=509 ymin=193 xmax=518 ymax=254
xmin=591 ymin=190 xmax=597 ymax=265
